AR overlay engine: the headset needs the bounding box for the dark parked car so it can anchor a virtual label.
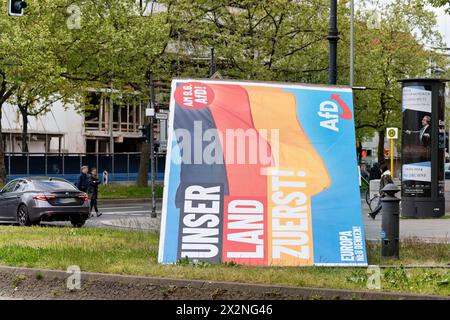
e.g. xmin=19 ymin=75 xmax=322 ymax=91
xmin=0 ymin=177 xmax=90 ymax=227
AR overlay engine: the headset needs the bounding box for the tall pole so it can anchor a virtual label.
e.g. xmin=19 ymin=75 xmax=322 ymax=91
xmin=149 ymin=72 xmax=157 ymax=218
xmin=349 ymin=0 xmax=354 ymax=87
xmin=328 ymin=0 xmax=339 ymax=85
xmin=209 ymin=46 xmax=216 ymax=78
xmin=390 ymin=139 xmax=394 ymax=178
xmin=109 ymin=83 xmax=114 ymax=154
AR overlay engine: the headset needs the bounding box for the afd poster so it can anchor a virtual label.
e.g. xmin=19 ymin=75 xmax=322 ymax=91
xmin=158 ymin=79 xmax=367 ymax=267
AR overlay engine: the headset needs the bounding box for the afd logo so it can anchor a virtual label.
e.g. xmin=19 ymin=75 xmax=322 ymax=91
xmin=318 ymin=94 xmax=352 ymax=132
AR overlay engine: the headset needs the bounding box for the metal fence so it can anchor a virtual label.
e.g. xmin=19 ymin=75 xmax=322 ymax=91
xmin=5 ymin=152 xmax=166 ymax=184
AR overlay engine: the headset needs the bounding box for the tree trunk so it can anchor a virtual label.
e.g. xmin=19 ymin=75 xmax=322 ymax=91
xmin=377 ymin=130 xmax=386 ymax=164
xmin=136 ymin=71 xmax=156 ymax=187
xmin=137 ymin=142 xmax=150 ymax=187
xmin=21 ymin=107 xmax=29 ymax=153
xmin=0 ymin=105 xmax=6 ymax=184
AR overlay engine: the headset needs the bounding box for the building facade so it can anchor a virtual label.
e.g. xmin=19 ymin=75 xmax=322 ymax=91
xmin=1 ymin=91 xmax=168 ymax=155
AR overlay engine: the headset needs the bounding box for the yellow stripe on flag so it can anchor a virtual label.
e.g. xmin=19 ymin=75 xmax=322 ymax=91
xmin=244 ymin=86 xmax=331 ymax=266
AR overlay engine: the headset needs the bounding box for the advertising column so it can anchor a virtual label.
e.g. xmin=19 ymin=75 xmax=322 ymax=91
xmin=400 ymin=78 xmax=447 ymax=218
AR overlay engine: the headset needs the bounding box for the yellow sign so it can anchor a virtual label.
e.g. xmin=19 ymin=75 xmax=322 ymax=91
xmin=386 ymin=127 xmax=398 ymax=140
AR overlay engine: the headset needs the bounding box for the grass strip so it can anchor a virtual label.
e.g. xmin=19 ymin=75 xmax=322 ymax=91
xmin=0 ymin=226 xmax=448 ymax=296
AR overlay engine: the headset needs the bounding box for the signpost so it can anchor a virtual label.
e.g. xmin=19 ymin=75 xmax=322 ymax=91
xmin=386 ymin=127 xmax=398 ymax=177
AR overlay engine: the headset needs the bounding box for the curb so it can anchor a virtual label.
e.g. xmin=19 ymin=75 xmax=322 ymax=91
xmin=0 ymin=266 xmax=448 ymax=300
xmin=100 ymin=217 xmax=161 ymax=230
xmin=98 ymin=198 xmax=158 ymax=204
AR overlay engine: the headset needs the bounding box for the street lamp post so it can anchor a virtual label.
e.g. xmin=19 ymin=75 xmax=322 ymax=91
xmin=350 ymin=0 xmax=354 ymax=87
xmin=328 ymin=0 xmax=339 ymax=85
xmin=109 ymin=83 xmax=114 ymax=154
xmin=209 ymin=46 xmax=216 ymax=78
xmin=148 ymin=72 xmax=157 ymax=218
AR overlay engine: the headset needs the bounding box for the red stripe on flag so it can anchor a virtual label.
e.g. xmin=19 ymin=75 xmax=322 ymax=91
xmin=207 ymin=84 xmax=271 ymax=265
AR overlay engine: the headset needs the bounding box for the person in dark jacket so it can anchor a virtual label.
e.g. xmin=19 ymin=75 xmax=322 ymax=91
xmin=88 ymin=168 xmax=102 ymax=217
xmin=369 ymin=162 xmax=382 ymax=181
xmin=76 ymin=166 xmax=90 ymax=192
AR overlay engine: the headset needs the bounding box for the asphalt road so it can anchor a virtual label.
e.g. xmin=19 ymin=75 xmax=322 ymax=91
xmin=38 ymin=201 xmax=162 ymax=231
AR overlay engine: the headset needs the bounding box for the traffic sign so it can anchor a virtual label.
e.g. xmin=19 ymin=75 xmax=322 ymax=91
xmin=146 ymin=108 xmax=155 ymax=117
xmin=386 ymin=127 xmax=398 ymax=139
xmin=155 ymin=112 xmax=168 ymax=120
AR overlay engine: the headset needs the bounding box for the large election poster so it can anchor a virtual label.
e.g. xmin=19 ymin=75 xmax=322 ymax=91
xmin=158 ymin=79 xmax=367 ymax=267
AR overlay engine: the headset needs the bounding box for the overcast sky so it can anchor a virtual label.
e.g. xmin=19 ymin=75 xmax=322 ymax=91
xmin=431 ymin=6 xmax=450 ymax=47
xmin=356 ymin=1 xmax=449 ymax=48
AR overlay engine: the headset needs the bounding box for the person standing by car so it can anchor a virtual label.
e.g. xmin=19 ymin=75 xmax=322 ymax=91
xmin=76 ymin=166 xmax=90 ymax=192
xmin=88 ymin=168 xmax=102 ymax=217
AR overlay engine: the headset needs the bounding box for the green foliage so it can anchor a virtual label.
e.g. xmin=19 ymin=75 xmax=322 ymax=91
xmin=0 ymin=0 xmax=172 ymax=111
xmin=383 ymin=266 xmax=410 ymax=288
xmin=98 ymin=184 xmax=164 ymax=199
xmin=346 ymin=269 xmax=368 ymax=284
xmin=162 ymin=0 xmax=330 ymax=83
xmin=349 ymin=0 xmax=448 ymax=159
xmin=428 ymin=0 xmax=450 ymax=13
xmin=0 ymin=226 xmax=449 ymax=296
xmin=0 ymin=1 xmax=75 ymax=104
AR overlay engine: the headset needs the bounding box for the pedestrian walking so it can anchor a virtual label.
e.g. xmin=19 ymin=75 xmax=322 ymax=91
xmin=88 ymin=168 xmax=102 ymax=218
xmin=360 ymin=164 xmax=369 ymax=181
xmin=369 ymin=162 xmax=382 ymax=181
xmin=76 ymin=166 xmax=90 ymax=192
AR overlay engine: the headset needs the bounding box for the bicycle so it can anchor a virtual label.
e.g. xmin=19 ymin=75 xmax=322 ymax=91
xmin=363 ymin=177 xmax=381 ymax=217
xmin=367 ymin=192 xmax=381 ymax=214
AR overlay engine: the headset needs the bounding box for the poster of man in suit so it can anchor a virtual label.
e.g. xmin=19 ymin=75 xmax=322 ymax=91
xmin=404 ymin=115 xmax=431 ymax=149
xmin=401 ymin=87 xmax=432 ymax=198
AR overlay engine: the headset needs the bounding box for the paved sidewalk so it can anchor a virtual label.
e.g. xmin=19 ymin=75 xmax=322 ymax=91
xmin=363 ymin=214 xmax=450 ymax=243
xmin=361 ymin=200 xmax=450 ymax=243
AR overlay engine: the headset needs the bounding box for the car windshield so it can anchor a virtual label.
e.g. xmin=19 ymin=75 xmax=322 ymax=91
xmin=32 ymin=180 xmax=77 ymax=192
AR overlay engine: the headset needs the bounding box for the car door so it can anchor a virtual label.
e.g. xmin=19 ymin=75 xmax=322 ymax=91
xmin=0 ymin=180 xmax=18 ymax=221
xmin=9 ymin=180 xmax=28 ymax=221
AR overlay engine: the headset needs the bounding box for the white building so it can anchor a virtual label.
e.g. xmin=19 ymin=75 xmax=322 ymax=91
xmin=1 ymin=91 xmax=168 ymax=154
xmin=2 ymin=100 xmax=84 ymax=153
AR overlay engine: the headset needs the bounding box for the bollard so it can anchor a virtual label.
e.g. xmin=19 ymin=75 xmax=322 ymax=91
xmin=380 ymin=183 xmax=400 ymax=258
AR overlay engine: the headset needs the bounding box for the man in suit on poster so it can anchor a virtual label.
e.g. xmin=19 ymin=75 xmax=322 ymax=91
xmin=405 ymin=115 xmax=431 ymax=147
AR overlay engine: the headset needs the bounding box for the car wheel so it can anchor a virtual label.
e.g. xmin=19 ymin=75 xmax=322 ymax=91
xmin=70 ymin=216 xmax=86 ymax=228
xmin=17 ymin=204 xmax=32 ymax=227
